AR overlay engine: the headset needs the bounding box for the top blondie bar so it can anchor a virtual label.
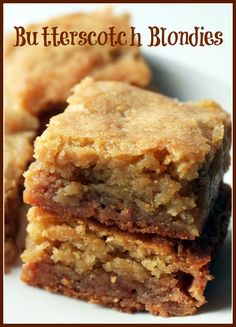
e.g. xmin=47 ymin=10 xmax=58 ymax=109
xmin=5 ymin=8 xmax=150 ymax=117
xmin=24 ymin=78 xmax=231 ymax=239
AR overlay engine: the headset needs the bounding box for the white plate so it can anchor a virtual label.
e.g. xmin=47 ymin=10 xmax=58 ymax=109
xmin=4 ymin=55 xmax=232 ymax=324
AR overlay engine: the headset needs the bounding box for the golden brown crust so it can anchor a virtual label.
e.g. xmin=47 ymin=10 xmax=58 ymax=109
xmin=32 ymin=78 xmax=230 ymax=180
xmin=5 ymin=8 xmax=151 ymax=117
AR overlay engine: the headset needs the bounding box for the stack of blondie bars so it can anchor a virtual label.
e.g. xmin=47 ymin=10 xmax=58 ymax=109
xmin=21 ymin=78 xmax=231 ymax=316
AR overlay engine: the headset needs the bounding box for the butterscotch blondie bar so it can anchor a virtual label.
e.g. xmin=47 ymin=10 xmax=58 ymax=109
xmin=5 ymin=8 xmax=151 ymax=117
xmin=21 ymin=184 xmax=231 ymax=316
xmin=4 ymin=132 xmax=34 ymax=266
xmin=24 ymin=78 xmax=231 ymax=240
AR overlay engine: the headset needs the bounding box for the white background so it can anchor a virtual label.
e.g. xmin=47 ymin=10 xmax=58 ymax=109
xmin=4 ymin=3 xmax=232 ymax=324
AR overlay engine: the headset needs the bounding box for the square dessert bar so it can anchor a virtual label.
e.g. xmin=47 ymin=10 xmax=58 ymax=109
xmin=24 ymin=78 xmax=231 ymax=240
xmin=4 ymin=132 xmax=34 ymax=266
xmin=5 ymin=8 xmax=151 ymax=117
xmin=21 ymin=184 xmax=231 ymax=317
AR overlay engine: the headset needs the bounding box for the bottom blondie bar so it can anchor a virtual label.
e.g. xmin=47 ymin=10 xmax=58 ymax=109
xmin=21 ymin=184 xmax=230 ymax=317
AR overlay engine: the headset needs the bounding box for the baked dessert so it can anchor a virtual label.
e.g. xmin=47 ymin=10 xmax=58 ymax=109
xmin=21 ymin=183 xmax=231 ymax=317
xmin=24 ymin=78 xmax=231 ymax=240
xmin=4 ymin=132 xmax=34 ymax=266
xmin=4 ymin=107 xmax=39 ymax=133
xmin=5 ymin=8 xmax=151 ymax=118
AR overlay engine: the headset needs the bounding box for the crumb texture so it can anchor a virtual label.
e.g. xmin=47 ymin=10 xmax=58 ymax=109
xmin=33 ymin=79 xmax=230 ymax=179
xmin=21 ymin=184 xmax=231 ymax=316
